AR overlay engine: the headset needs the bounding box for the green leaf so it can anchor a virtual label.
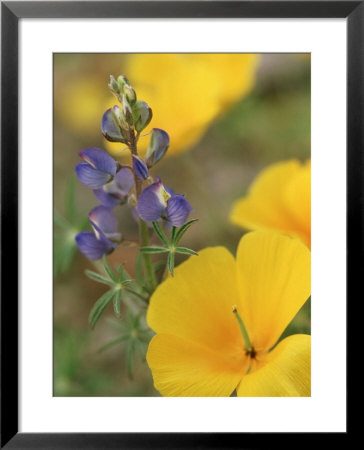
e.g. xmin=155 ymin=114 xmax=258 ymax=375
xmin=152 ymin=221 xmax=170 ymax=246
xmin=113 ymin=289 xmax=122 ymax=317
xmin=118 ymin=264 xmax=126 ymax=282
xmin=54 ymin=210 xmax=70 ymax=229
xmin=65 ymin=174 xmax=76 ymax=222
xmin=88 ymin=289 xmax=115 ymax=329
xmin=140 ymin=246 xmax=169 ymax=254
xmin=85 ymin=270 xmax=115 ymax=287
xmin=126 ymin=339 xmax=135 ymax=379
xmin=54 ymin=241 xmax=77 ymax=276
xmin=102 ymin=254 xmax=117 ymax=282
xmin=173 ymin=219 xmax=198 ymax=245
xmin=175 ymin=247 xmax=198 ymax=256
xmin=167 ymin=252 xmax=175 ymax=277
xmin=98 ymin=335 xmax=129 ymax=353
xmin=171 ymin=226 xmax=178 ymax=243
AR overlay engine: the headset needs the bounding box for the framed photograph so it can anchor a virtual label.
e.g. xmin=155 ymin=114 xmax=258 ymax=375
xmin=1 ymin=1 xmax=355 ymax=447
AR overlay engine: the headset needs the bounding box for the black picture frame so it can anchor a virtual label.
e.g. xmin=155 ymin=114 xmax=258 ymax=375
xmin=1 ymin=1 xmax=356 ymax=448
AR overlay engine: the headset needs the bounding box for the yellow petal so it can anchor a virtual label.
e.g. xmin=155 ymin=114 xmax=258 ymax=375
xmin=236 ymin=231 xmax=311 ymax=351
xmin=230 ymin=159 xmax=311 ymax=248
xmin=147 ymin=247 xmax=245 ymax=357
xmin=283 ymin=160 xmax=311 ymax=247
xmin=147 ymin=334 xmax=248 ymax=397
xmin=236 ymin=334 xmax=311 ymax=397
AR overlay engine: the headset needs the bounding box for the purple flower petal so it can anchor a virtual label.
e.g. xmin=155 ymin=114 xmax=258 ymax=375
xmin=145 ymin=128 xmax=170 ymax=168
xmin=131 ymin=207 xmax=154 ymax=228
xmin=75 ymin=162 xmax=113 ymax=189
xmin=101 ymin=107 xmax=127 ymax=143
xmin=136 ymin=179 xmax=171 ymax=222
xmin=78 ymin=148 xmax=117 ymax=176
xmin=93 ymin=168 xmax=134 ymax=207
xmin=90 ymin=221 xmax=119 ymax=246
xmin=115 ymin=168 xmax=134 ymax=193
xmin=166 ymin=195 xmax=193 ymax=227
xmin=75 ymin=231 xmax=113 ymax=261
xmin=132 ymin=155 xmax=149 ymax=180
xmin=88 ymin=205 xmax=118 ymax=234
xmin=93 ymin=188 xmax=121 ymax=208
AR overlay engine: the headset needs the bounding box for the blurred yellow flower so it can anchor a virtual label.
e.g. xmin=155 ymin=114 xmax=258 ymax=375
xmin=147 ymin=231 xmax=311 ymax=397
xmin=56 ymin=74 xmax=111 ymax=138
xmin=230 ymin=159 xmax=311 ymax=248
xmin=56 ymin=54 xmax=257 ymax=157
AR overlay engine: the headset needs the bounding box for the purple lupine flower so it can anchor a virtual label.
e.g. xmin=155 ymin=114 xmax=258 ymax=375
xmin=145 ymin=129 xmax=170 ymax=168
xmin=75 ymin=232 xmax=114 ymax=261
xmin=94 ymin=168 xmax=134 ymax=208
xmin=101 ymin=106 xmax=127 ymax=143
xmin=166 ymin=195 xmax=193 ymax=227
xmin=137 ymin=179 xmax=192 ymax=226
xmin=132 ymin=155 xmax=149 ymax=180
xmin=75 ymin=206 xmax=121 ymax=261
xmin=88 ymin=205 xmax=122 ymax=243
xmin=75 ymin=148 xmax=117 ymax=189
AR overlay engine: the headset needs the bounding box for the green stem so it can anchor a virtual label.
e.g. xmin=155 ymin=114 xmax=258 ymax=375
xmin=232 ymin=306 xmax=253 ymax=353
xmin=128 ymin=126 xmax=157 ymax=292
xmin=139 ymin=218 xmax=157 ymax=290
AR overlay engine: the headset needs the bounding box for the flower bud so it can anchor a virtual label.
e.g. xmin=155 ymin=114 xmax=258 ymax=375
xmin=101 ymin=106 xmax=128 ymax=143
xmin=117 ymin=75 xmax=129 ymax=87
xmin=108 ymin=75 xmax=120 ymax=93
xmin=132 ymin=100 xmax=153 ymax=133
xmin=122 ymin=97 xmax=134 ymax=125
xmin=132 ymin=155 xmax=149 ymax=180
xmin=145 ymin=128 xmax=170 ymax=168
xmin=123 ymin=84 xmax=137 ymax=104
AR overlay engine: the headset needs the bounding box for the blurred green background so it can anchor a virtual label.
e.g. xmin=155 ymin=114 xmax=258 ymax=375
xmin=54 ymin=53 xmax=310 ymax=397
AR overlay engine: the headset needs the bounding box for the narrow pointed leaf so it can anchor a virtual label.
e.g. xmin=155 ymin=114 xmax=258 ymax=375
xmin=85 ymin=270 xmax=114 ymax=286
xmin=167 ymin=252 xmax=175 ymax=277
xmin=140 ymin=246 xmax=169 ymax=254
xmin=89 ymin=289 xmax=115 ymax=329
xmin=98 ymin=335 xmax=129 ymax=353
xmin=66 ymin=175 xmax=76 ymax=222
xmin=113 ymin=289 xmax=122 ymax=317
xmin=174 ymin=219 xmax=198 ymax=244
xmin=102 ymin=254 xmax=117 ymax=282
xmin=54 ymin=210 xmax=70 ymax=229
xmin=152 ymin=221 xmax=170 ymax=246
xmin=118 ymin=264 xmax=125 ymax=282
xmin=171 ymin=226 xmax=178 ymax=243
xmin=175 ymin=247 xmax=198 ymax=256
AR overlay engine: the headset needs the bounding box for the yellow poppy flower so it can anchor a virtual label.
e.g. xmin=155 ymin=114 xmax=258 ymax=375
xmin=230 ymin=160 xmax=311 ymax=248
xmin=146 ymin=231 xmax=311 ymax=397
